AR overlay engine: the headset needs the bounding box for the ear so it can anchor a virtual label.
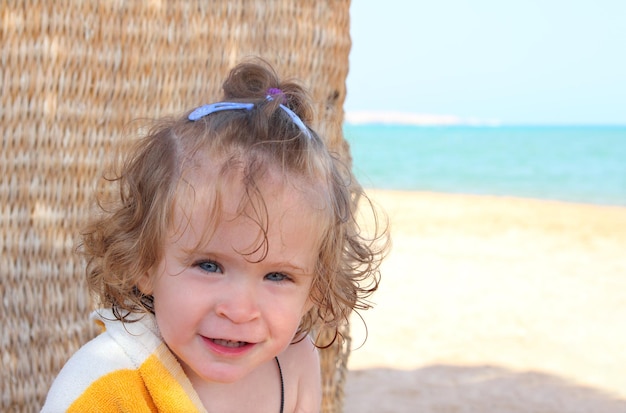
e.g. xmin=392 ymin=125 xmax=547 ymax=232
xmin=302 ymin=297 xmax=315 ymax=315
xmin=136 ymin=271 xmax=154 ymax=295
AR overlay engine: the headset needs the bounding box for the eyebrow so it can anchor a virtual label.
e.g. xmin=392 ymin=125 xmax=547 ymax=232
xmin=269 ymin=262 xmax=312 ymax=276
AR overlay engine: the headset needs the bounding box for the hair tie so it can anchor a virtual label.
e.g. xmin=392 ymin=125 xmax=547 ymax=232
xmin=267 ymin=87 xmax=284 ymax=100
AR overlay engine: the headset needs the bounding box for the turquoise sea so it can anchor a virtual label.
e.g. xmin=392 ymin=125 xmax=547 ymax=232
xmin=344 ymin=124 xmax=626 ymax=207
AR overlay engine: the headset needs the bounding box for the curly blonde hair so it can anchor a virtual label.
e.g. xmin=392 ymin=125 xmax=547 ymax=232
xmin=80 ymin=58 xmax=389 ymax=345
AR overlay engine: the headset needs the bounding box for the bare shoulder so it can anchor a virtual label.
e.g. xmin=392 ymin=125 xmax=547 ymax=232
xmin=279 ymin=337 xmax=322 ymax=413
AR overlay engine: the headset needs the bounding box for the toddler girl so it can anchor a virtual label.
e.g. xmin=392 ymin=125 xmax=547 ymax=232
xmin=42 ymin=59 xmax=388 ymax=413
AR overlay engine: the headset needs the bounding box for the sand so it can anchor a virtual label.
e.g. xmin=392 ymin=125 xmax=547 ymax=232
xmin=343 ymin=189 xmax=626 ymax=412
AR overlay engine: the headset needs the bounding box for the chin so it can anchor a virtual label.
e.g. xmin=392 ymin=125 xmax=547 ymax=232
xmin=198 ymin=364 xmax=252 ymax=384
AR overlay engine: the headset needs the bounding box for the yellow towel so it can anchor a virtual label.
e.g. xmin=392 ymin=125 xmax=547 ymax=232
xmin=41 ymin=309 xmax=206 ymax=412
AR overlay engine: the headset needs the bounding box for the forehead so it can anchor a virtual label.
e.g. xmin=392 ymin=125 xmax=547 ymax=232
xmin=171 ymin=159 xmax=329 ymax=252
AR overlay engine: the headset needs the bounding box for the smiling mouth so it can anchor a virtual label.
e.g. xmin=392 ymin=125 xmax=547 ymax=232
xmin=201 ymin=336 xmax=256 ymax=355
xmin=210 ymin=339 xmax=249 ymax=348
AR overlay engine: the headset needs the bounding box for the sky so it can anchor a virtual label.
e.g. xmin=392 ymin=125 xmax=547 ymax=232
xmin=345 ymin=0 xmax=626 ymax=125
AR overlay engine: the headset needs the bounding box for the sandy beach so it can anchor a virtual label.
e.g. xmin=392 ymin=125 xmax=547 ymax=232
xmin=344 ymin=189 xmax=626 ymax=412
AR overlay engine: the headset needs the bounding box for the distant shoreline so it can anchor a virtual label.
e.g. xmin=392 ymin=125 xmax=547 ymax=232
xmin=343 ymin=111 xmax=626 ymax=127
xmin=344 ymin=111 xmax=500 ymax=126
xmin=362 ymin=188 xmax=626 ymax=210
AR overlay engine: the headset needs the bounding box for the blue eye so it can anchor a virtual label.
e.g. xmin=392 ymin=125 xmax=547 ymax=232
xmin=197 ymin=261 xmax=221 ymax=273
xmin=265 ymin=272 xmax=290 ymax=282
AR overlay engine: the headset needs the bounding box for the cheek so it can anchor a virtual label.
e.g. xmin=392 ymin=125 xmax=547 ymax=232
xmin=152 ymin=288 xmax=196 ymax=343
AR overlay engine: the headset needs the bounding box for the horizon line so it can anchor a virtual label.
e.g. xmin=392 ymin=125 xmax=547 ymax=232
xmin=343 ymin=110 xmax=626 ymax=127
xmin=343 ymin=111 xmax=500 ymax=126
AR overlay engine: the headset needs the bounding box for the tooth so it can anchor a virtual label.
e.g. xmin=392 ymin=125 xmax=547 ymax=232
xmin=213 ymin=339 xmax=246 ymax=348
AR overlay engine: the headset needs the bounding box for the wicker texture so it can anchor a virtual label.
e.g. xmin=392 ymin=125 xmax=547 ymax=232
xmin=1 ymin=1 xmax=352 ymax=412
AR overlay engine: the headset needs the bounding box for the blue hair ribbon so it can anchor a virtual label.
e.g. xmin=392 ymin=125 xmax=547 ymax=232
xmin=188 ymin=96 xmax=312 ymax=139
xmin=188 ymin=102 xmax=254 ymax=121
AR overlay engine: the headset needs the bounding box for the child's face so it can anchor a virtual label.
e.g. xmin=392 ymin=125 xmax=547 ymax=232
xmin=139 ymin=168 xmax=321 ymax=385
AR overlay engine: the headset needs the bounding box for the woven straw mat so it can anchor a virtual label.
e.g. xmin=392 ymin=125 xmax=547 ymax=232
xmin=1 ymin=1 xmax=352 ymax=412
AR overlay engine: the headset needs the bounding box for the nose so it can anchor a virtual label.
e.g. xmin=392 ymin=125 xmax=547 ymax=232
xmin=215 ymin=280 xmax=261 ymax=324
